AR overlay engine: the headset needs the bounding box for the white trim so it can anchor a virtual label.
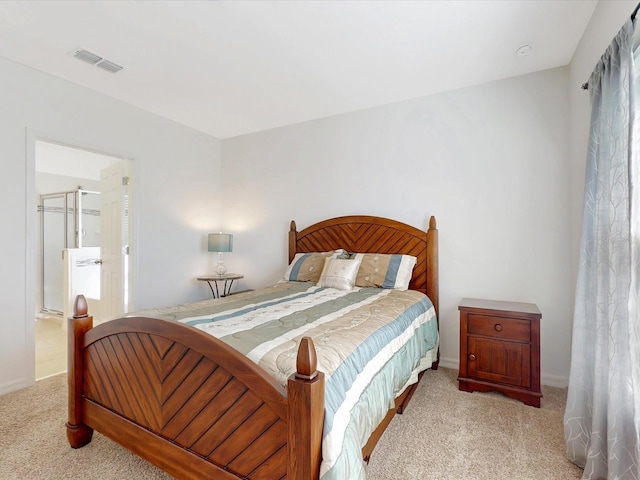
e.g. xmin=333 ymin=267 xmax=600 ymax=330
xmin=126 ymin=158 xmax=137 ymax=313
xmin=541 ymin=373 xmax=569 ymax=388
xmin=24 ymin=128 xmax=37 ymax=389
xmin=438 ymin=355 xmax=458 ymax=371
xmin=35 ymin=371 xmax=66 ymax=381
xmin=0 ymin=377 xmax=32 ymax=396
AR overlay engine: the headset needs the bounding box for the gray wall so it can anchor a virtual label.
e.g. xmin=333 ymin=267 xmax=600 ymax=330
xmin=0 ymin=56 xmax=221 ymax=395
xmin=222 ymin=67 xmax=572 ymax=386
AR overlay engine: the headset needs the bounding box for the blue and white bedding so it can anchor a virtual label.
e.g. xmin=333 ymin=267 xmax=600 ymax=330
xmin=136 ymin=281 xmax=438 ymax=479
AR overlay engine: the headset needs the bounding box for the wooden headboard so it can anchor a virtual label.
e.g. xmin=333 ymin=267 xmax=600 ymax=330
xmin=289 ymin=215 xmax=439 ymax=317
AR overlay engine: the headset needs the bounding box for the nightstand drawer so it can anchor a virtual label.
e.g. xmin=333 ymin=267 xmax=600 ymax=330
xmin=467 ymin=314 xmax=530 ymax=342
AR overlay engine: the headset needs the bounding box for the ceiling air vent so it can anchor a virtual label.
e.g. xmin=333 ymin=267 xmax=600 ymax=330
xmin=72 ymin=49 xmax=102 ymax=65
xmin=96 ymin=60 xmax=123 ymax=73
xmin=70 ymin=48 xmax=124 ymax=74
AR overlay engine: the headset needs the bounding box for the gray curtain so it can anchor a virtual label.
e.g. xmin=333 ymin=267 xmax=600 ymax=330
xmin=564 ymin=19 xmax=640 ymax=480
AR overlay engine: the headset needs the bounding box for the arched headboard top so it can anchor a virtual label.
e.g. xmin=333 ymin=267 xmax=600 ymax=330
xmin=289 ymin=215 xmax=438 ymax=317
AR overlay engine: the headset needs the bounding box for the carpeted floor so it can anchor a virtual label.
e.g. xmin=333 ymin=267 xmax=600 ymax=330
xmin=366 ymin=368 xmax=582 ymax=479
xmin=0 ymin=367 xmax=582 ymax=479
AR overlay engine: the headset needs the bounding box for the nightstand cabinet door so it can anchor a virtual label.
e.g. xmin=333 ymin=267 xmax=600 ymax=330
xmin=458 ymin=298 xmax=542 ymax=407
xmin=467 ymin=337 xmax=531 ymax=388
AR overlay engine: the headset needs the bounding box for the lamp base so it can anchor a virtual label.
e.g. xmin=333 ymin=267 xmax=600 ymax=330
xmin=215 ymin=253 xmax=227 ymax=275
xmin=215 ymin=265 xmax=227 ymax=275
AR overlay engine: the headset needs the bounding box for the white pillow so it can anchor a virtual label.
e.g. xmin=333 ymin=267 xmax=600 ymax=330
xmin=317 ymin=258 xmax=361 ymax=291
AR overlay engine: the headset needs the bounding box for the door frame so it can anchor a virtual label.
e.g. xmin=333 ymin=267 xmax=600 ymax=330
xmin=26 ymin=128 xmax=137 ymax=382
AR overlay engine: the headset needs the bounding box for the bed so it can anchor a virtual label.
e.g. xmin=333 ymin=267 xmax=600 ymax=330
xmin=66 ymin=215 xmax=439 ymax=479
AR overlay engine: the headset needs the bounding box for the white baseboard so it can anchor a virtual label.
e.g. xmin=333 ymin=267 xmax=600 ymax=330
xmin=438 ymin=356 xmax=458 ymax=371
xmin=0 ymin=377 xmax=33 ymax=396
xmin=434 ymin=356 xmax=568 ymax=388
xmin=541 ymin=373 xmax=568 ymax=388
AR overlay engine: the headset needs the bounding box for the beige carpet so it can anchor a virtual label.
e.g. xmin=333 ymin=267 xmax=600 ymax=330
xmin=0 ymin=367 xmax=582 ymax=479
xmin=366 ymin=368 xmax=583 ymax=479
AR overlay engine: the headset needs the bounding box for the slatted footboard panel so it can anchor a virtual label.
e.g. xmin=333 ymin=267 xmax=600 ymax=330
xmin=80 ymin=317 xmax=289 ymax=480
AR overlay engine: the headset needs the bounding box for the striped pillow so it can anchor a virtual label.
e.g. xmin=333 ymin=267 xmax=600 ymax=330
xmin=284 ymin=250 xmax=347 ymax=282
xmin=352 ymin=253 xmax=417 ymax=290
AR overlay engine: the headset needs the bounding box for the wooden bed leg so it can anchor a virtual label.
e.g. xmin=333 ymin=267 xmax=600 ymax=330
xmin=66 ymin=295 xmax=94 ymax=448
xmin=431 ymin=356 xmax=440 ymax=370
xmin=287 ymin=337 xmax=325 ymax=480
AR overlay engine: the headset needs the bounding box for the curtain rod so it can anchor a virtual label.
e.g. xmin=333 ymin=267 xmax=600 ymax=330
xmin=581 ymin=2 xmax=640 ymax=90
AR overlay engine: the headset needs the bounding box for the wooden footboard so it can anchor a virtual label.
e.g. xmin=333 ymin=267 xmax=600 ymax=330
xmin=67 ymin=295 xmax=324 ymax=479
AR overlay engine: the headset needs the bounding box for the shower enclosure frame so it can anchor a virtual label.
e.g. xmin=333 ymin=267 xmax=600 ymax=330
xmin=39 ymin=188 xmax=100 ymax=316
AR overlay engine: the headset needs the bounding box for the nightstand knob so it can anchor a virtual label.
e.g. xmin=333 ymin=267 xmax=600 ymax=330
xmin=494 ymin=323 xmax=503 ymax=332
xmin=468 ymin=353 xmax=476 ymax=361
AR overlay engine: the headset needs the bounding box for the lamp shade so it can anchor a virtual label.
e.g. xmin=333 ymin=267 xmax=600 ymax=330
xmin=208 ymin=233 xmax=233 ymax=253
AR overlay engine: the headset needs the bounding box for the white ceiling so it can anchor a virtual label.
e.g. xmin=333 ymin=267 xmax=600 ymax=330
xmin=0 ymin=1 xmax=598 ymax=139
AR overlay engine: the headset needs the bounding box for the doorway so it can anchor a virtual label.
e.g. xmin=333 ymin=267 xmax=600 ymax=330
xmin=34 ymin=140 xmax=133 ymax=379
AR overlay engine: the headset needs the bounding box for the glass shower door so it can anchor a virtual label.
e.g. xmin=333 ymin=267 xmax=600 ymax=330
xmin=78 ymin=191 xmax=100 ymax=248
xmin=41 ymin=194 xmax=67 ymax=314
xmin=40 ymin=189 xmax=101 ymax=316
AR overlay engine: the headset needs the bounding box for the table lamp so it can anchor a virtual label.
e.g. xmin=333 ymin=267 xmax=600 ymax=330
xmin=208 ymin=233 xmax=233 ymax=275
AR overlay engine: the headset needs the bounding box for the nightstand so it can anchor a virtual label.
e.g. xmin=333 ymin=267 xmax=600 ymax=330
xmin=197 ymin=273 xmax=243 ymax=298
xmin=457 ymin=298 xmax=542 ymax=407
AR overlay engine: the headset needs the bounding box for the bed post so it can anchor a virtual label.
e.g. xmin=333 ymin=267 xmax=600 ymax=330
xmin=427 ymin=216 xmax=440 ymax=370
xmin=287 ymin=337 xmax=325 ymax=480
xmin=66 ymin=295 xmax=94 ymax=448
xmin=289 ymin=220 xmax=298 ymax=264
xmin=426 ymin=216 xmax=439 ymax=319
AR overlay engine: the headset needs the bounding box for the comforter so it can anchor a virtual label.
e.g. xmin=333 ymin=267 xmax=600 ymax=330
xmin=135 ymin=281 xmax=438 ymax=479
